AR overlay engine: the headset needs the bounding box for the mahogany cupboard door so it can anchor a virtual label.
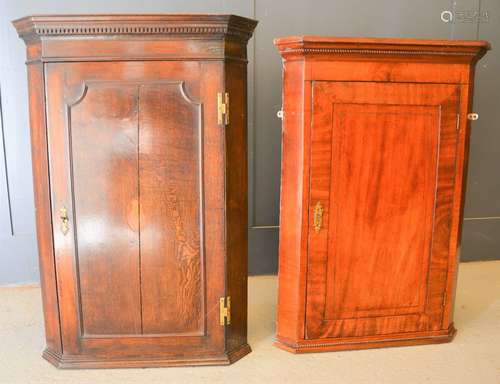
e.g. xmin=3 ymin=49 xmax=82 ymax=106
xmin=305 ymin=81 xmax=460 ymax=340
xmin=45 ymin=61 xmax=225 ymax=360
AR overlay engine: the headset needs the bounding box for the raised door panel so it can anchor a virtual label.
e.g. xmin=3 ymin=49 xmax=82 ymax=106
xmin=139 ymin=83 xmax=204 ymax=335
xmin=70 ymin=84 xmax=142 ymax=336
xmin=305 ymin=81 xmax=460 ymax=340
xmin=45 ymin=61 xmax=224 ymax=357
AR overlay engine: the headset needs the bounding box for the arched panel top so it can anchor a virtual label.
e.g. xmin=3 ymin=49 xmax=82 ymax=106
xmin=64 ymin=82 xmax=88 ymax=107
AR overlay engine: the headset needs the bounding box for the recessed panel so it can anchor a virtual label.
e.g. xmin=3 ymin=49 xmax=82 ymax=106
xmin=305 ymin=81 xmax=459 ymax=340
xmin=324 ymin=103 xmax=439 ymax=320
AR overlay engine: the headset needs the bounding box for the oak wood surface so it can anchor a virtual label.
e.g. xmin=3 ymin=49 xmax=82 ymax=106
xmin=14 ymin=14 xmax=257 ymax=368
xmin=224 ymin=60 xmax=250 ymax=353
xmin=70 ymin=82 xmax=142 ymax=337
xmin=275 ymin=36 xmax=489 ymax=353
xmin=27 ymin=63 xmax=63 ymax=355
xmin=139 ymin=82 xmax=204 ymax=335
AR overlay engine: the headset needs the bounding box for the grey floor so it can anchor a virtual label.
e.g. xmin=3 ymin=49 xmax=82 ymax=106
xmin=1 ymin=261 xmax=499 ymax=384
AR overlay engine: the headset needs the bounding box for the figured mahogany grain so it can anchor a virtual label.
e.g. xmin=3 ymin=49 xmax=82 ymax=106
xmin=306 ymin=82 xmax=459 ymax=339
xmin=274 ymin=36 xmax=489 ymax=353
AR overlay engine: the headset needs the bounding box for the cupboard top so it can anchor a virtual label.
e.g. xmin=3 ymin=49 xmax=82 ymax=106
xmin=13 ymin=14 xmax=257 ymax=43
xmin=275 ymin=36 xmax=490 ymax=62
xmin=13 ymin=14 xmax=257 ymax=63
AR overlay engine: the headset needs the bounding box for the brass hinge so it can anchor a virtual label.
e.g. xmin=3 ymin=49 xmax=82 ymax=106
xmin=220 ymin=296 xmax=231 ymax=326
xmin=456 ymin=114 xmax=460 ymax=131
xmin=442 ymin=293 xmax=447 ymax=307
xmin=217 ymin=92 xmax=229 ymax=126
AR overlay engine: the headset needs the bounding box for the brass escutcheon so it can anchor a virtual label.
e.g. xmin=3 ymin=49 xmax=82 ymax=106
xmin=313 ymin=201 xmax=324 ymax=233
xmin=60 ymin=207 xmax=69 ymax=235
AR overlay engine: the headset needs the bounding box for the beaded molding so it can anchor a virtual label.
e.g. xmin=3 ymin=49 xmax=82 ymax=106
xmin=281 ymin=47 xmax=477 ymax=56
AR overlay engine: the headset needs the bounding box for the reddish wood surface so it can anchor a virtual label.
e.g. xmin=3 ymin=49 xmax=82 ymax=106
xmin=14 ymin=14 xmax=257 ymax=368
xmin=275 ymin=36 xmax=489 ymax=353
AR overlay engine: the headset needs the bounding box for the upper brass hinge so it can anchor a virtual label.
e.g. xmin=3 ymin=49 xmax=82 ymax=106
xmin=217 ymin=92 xmax=229 ymax=126
xmin=442 ymin=293 xmax=447 ymax=307
xmin=220 ymin=296 xmax=231 ymax=326
xmin=456 ymin=114 xmax=460 ymax=131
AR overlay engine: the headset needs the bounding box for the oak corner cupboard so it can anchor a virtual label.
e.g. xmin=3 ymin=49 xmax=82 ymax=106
xmin=274 ymin=36 xmax=489 ymax=353
xmin=13 ymin=14 xmax=257 ymax=368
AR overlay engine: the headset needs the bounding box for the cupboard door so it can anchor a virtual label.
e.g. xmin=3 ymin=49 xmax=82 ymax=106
xmin=46 ymin=61 xmax=224 ymax=356
xmin=305 ymin=81 xmax=460 ymax=340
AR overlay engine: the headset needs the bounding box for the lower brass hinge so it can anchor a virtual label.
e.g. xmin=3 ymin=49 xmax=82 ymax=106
xmin=220 ymin=296 xmax=231 ymax=326
xmin=217 ymin=92 xmax=229 ymax=126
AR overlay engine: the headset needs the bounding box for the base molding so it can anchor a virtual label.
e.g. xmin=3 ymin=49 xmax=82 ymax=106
xmin=42 ymin=343 xmax=251 ymax=369
xmin=275 ymin=324 xmax=457 ymax=353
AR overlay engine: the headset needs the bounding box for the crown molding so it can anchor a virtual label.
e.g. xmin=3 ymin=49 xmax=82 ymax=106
xmin=274 ymin=36 xmax=490 ymax=62
xmin=13 ymin=14 xmax=258 ymax=44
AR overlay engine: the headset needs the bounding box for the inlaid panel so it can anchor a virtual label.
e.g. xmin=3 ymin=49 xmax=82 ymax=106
xmin=305 ymin=81 xmax=460 ymax=339
xmin=323 ymin=103 xmax=438 ymax=320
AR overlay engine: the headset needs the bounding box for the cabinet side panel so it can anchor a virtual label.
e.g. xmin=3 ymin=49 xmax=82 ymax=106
xmin=276 ymin=59 xmax=309 ymax=342
xmin=443 ymin=78 xmax=475 ymax=328
xmin=225 ymin=60 xmax=249 ymax=352
xmin=27 ymin=63 xmax=62 ymax=354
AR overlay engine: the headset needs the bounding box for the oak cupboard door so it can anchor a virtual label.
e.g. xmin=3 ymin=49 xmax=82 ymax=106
xmin=273 ymin=36 xmax=489 ymax=353
xmin=14 ymin=14 xmax=257 ymax=368
xmin=45 ymin=61 xmax=222 ymax=357
xmin=305 ymin=81 xmax=459 ymax=339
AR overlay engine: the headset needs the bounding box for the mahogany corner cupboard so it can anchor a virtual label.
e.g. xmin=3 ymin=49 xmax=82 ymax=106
xmin=274 ymin=36 xmax=489 ymax=353
xmin=13 ymin=14 xmax=257 ymax=368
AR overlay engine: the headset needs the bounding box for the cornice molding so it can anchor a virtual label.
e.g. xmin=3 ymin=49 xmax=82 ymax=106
xmin=274 ymin=36 xmax=490 ymax=61
xmin=13 ymin=14 xmax=258 ymax=44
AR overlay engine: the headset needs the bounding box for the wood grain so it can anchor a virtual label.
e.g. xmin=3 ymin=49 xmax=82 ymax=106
xmin=306 ymin=82 xmax=459 ymax=339
xmin=224 ymin=60 xmax=250 ymax=352
xmin=139 ymin=82 xmax=204 ymax=335
xmin=275 ymin=59 xmax=310 ymax=343
xmin=275 ymin=36 xmax=488 ymax=353
xmin=15 ymin=14 xmax=256 ymax=368
xmin=70 ymin=83 xmax=142 ymax=336
xmin=26 ymin=63 xmax=63 ymax=354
